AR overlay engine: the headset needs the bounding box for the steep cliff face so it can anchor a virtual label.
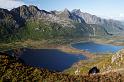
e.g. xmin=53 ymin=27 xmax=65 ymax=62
xmin=72 ymin=9 xmax=104 ymax=24
xmin=0 ymin=8 xmax=21 ymax=29
xmin=0 ymin=8 xmax=25 ymax=41
xmin=72 ymin=9 xmax=124 ymax=34
xmin=11 ymin=5 xmax=48 ymax=19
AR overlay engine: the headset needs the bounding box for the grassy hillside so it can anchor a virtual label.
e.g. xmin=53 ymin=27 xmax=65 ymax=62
xmin=65 ymin=49 xmax=124 ymax=75
xmin=0 ymin=19 xmax=91 ymax=43
xmin=0 ymin=52 xmax=123 ymax=82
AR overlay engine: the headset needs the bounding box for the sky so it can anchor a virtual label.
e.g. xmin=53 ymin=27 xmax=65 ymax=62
xmin=0 ymin=0 xmax=124 ymax=20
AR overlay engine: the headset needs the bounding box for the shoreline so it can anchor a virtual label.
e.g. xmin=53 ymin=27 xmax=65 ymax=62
xmin=1 ymin=43 xmax=96 ymax=59
xmin=57 ymin=44 xmax=96 ymax=59
xmin=1 ymin=37 xmax=124 ymax=59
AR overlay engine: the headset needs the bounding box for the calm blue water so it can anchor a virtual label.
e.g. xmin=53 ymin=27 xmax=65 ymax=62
xmin=19 ymin=49 xmax=86 ymax=71
xmin=6 ymin=42 xmax=123 ymax=71
xmin=72 ymin=42 xmax=124 ymax=53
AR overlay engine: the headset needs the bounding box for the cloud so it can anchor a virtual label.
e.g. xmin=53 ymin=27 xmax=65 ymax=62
xmin=112 ymin=14 xmax=124 ymax=20
xmin=119 ymin=14 xmax=124 ymax=18
xmin=98 ymin=14 xmax=124 ymax=21
xmin=0 ymin=0 xmax=25 ymax=10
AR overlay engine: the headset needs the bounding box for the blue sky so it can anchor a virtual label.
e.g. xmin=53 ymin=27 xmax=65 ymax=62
xmin=0 ymin=0 xmax=124 ymax=20
xmin=24 ymin=0 xmax=124 ymax=20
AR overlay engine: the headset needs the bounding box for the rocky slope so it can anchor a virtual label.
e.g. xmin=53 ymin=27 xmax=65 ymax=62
xmin=0 ymin=5 xmax=94 ymax=42
xmin=0 ymin=8 xmax=25 ymax=40
xmin=0 ymin=5 xmax=124 ymax=42
xmin=72 ymin=9 xmax=124 ymax=34
xmin=65 ymin=49 xmax=124 ymax=75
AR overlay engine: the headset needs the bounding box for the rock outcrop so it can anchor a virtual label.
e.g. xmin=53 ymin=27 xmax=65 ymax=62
xmin=111 ymin=49 xmax=124 ymax=65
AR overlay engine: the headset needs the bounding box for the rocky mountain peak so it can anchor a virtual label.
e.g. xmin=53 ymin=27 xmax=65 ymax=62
xmin=10 ymin=5 xmax=30 ymax=18
xmin=72 ymin=9 xmax=81 ymax=14
xmin=10 ymin=5 xmax=45 ymax=19
xmin=28 ymin=5 xmax=41 ymax=15
xmin=0 ymin=8 xmax=12 ymax=19
xmin=61 ymin=8 xmax=71 ymax=16
xmin=29 ymin=5 xmax=40 ymax=11
xmin=50 ymin=10 xmax=58 ymax=15
xmin=57 ymin=8 xmax=72 ymax=20
xmin=63 ymin=8 xmax=70 ymax=13
xmin=0 ymin=5 xmax=124 ymax=39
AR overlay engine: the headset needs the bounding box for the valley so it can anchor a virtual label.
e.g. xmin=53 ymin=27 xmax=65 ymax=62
xmin=0 ymin=4 xmax=124 ymax=82
xmin=1 ymin=36 xmax=124 ymax=73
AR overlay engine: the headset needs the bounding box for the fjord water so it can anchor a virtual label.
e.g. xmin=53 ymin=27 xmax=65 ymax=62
xmin=19 ymin=49 xmax=86 ymax=71
xmin=72 ymin=42 xmax=124 ymax=53
xmin=7 ymin=42 xmax=123 ymax=72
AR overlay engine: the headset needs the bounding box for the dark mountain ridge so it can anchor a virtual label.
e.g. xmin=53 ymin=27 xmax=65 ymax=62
xmin=0 ymin=5 xmax=124 ymax=42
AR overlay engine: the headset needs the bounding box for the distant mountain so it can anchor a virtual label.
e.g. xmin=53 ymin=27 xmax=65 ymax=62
xmin=72 ymin=9 xmax=124 ymax=34
xmin=121 ymin=21 xmax=124 ymax=25
xmin=0 ymin=5 xmax=124 ymax=42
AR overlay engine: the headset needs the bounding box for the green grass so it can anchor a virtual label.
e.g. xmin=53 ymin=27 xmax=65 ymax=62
xmin=64 ymin=54 xmax=113 ymax=74
xmin=65 ymin=49 xmax=124 ymax=75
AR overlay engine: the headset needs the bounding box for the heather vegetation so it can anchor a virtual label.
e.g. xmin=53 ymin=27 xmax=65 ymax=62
xmin=0 ymin=53 xmax=123 ymax=82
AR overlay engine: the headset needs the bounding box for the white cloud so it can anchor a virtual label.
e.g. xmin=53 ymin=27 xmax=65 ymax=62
xmin=98 ymin=14 xmax=124 ymax=21
xmin=112 ymin=14 xmax=124 ymax=20
xmin=0 ymin=0 xmax=25 ymax=10
xmin=119 ymin=14 xmax=124 ymax=17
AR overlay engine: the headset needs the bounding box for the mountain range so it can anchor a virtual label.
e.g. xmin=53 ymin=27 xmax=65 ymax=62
xmin=0 ymin=5 xmax=124 ymax=42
